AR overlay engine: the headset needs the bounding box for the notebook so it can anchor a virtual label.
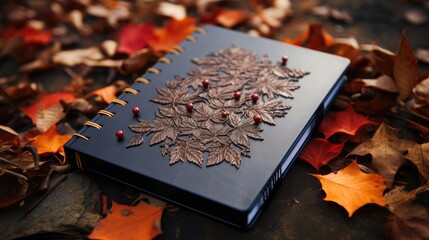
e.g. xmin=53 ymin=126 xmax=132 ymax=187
xmin=64 ymin=25 xmax=349 ymax=228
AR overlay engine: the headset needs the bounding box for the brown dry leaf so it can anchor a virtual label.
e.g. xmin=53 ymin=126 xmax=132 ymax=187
xmin=372 ymin=45 xmax=396 ymax=77
xmin=68 ymin=10 xmax=92 ymax=36
xmin=394 ymin=32 xmax=420 ymax=101
xmin=385 ymin=183 xmax=429 ymax=211
xmin=86 ymin=1 xmax=131 ymax=28
xmin=53 ymin=44 xmax=108 ymax=67
xmin=348 ymin=123 xmax=415 ymax=187
xmin=404 ymin=142 xmax=429 ymax=181
xmin=0 ymin=174 xmax=29 ymax=209
xmin=35 ymin=103 xmax=65 ymax=132
xmin=20 ymin=42 xmax=61 ymax=72
xmin=415 ymin=48 xmax=429 ymax=64
xmin=88 ymin=201 xmax=163 ymax=240
xmin=356 ymin=75 xmax=399 ymax=93
xmin=0 ymin=125 xmax=20 ymax=147
xmin=311 ymin=161 xmax=387 ymax=217
xmin=384 ymin=204 xmax=429 ymax=240
xmin=86 ymin=80 xmax=129 ymax=104
xmin=353 ymin=90 xmax=398 ymax=115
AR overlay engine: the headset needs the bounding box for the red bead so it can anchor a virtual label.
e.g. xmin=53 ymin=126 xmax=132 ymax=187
xmin=186 ymin=102 xmax=194 ymax=111
xmin=132 ymin=107 xmax=140 ymax=115
xmin=253 ymin=115 xmax=262 ymax=123
xmin=234 ymin=91 xmax=241 ymax=100
xmin=202 ymin=79 xmax=209 ymax=88
xmin=116 ymin=130 xmax=124 ymax=139
xmin=251 ymin=93 xmax=259 ymax=102
xmin=221 ymin=111 xmax=229 ymax=118
xmin=282 ymin=55 xmax=288 ymax=65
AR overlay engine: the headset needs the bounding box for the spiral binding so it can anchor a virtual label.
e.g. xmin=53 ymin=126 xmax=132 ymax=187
xmin=71 ymin=27 xmax=208 ymax=169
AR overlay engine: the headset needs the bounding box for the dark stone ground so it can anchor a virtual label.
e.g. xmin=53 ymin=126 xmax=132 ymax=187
xmin=1 ymin=0 xmax=428 ymax=239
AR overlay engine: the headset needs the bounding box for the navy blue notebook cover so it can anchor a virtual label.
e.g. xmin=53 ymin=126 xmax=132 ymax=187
xmin=64 ymin=25 xmax=349 ymax=228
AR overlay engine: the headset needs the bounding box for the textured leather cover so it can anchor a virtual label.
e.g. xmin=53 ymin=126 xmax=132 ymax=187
xmin=64 ymin=25 xmax=350 ymax=228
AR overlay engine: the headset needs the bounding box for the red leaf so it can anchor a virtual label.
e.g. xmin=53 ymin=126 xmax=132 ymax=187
xmin=117 ymin=23 xmax=155 ymax=55
xmin=19 ymin=26 xmax=52 ymax=45
xmin=21 ymin=92 xmax=75 ymax=122
xmin=147 ymin=17 xmax=197 ymax=53
xmin=299 ymin=138 xmax=344 ymax=171
xmin=319 ymin=106 xmax=378 ymax=139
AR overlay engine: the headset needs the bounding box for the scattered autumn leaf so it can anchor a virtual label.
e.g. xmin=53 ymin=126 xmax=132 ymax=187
xmin=18 ymin=26 xmax=52 ymax=45
xmin=214 ymin=8 xmax=247 ymax=28
xmin=385 ymin=183 xmax=429 ymax=211
xmin=415 ymin=48 xmax=429 ymax=64
xmin=404 ymin=142 xmax=429 ymax=182
xmin=394 ymin=32 xmax=420 ymax=101
xmin=348 ymin=123 xmax=415 ymax=187
xmin=156 ymin=2 xmax=187 ymax=20
xmin=147 ymin=17 xmax=197 ymax=53
xmin=372 ymin=45 xmax=396 ymax=77
xmin=117 ymin=23 xmax=155 ymax=55
xmin=384 ymin=204 xmax=429 ymax=240
xmin=355 ymin=75 xmax=399 ymax=93
xmin=86 ymin=80 xmax=129 ymax=104
xmin=86 ymin=1 xmax=131 ymax=28
xmin=319 ymin=105 xmax=378 ymax=139
xmin=29 ymin=124 xmax=72 ymax=158
xmin=35 ymin=103 xmax=65 ymax=132
xmin=21 ymin=91 xmax=75 ymax=122
xmin=88 ymin=201 xmax=163 ymax=240
xmin=299 ymin=138 xmax=344 ymax=171
xmin=311 ymin=161 xmax=387 ymax=217
xmin=287 ymin=24 xmax=335 ymax=50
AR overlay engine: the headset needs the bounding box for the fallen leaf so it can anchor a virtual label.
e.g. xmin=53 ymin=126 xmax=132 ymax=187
xmin=53 ymin=46 xmax=105 ymax=67
xmin=415 ymin=48 xmax=429 ymax=64
xmin=372 ymin=45 xmax=396 ymax=77
xmin=356 ymin=75 xmax=399 ymax=93
xmin=156 ymin=2 xmax=187 ymax=20
xmin=348 ymin=123 xmax=415 ymax=187
xmin=403 ymin=9 xmax=428 ymax=25
xmin=19 ymin=26 xmax=52 ymax=45
xmin=384 ymin=204 xmax=429 ymax=240
xmin=88 ymin=201 xmax=163 ymax=240
xmin=0 ymin=174 xmax=29 ymax=209
xmin=35 ymin=104 xmax=65 ymax=132
xmin=394 ymin=32 xmax=420 ymax=101
xmin=21 ymin=91 xmax=75 ymax=122
xmin=29 ymin=124 xmax=72 ymax=158
xmin=0 ymin=125 xmax=20 ymax=146
xmin=323 ymin=43 xmax=359 ymax=61
xmin=86 ymin=80 xmax=129 ymax=104
xmin=404 ymin=142 xmax=429 ymax=182
xmin=311 ymin=5 xmax=353 ymax=23
xmin=353 ymin=90 xmax=398 ymax=115
xmin=311 ymin=161 xmax=387 ymax=217
xmin=319 ymin=105 xmax=378 ymax=139
xmin=86 ymin=1 xmax=131 ymax=28
xmin=214 ymin=8 xmax=247 ymax=28
xmin=385 ymin=183 xmax=429 ymax=211
xmin=147 ymin=17 xmax=197 ymax=53
xmin=289 ymin=24 xmax=335 ymax=50
xmin=117 ymin=23 xmax=155 ymax=55
xmin=299 ymin=138 xmax=344 ymax=171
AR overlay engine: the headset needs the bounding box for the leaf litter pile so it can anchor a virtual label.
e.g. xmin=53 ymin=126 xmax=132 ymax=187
xmin=0 ymin=0 xmax=429 ymax=239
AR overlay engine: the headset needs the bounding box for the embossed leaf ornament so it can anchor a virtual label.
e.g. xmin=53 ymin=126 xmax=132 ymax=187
xmin=128 ymin=46 xmax=309 ymax=168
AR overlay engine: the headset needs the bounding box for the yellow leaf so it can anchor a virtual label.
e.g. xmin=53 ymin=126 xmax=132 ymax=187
xmin=311 ymin=161 xmax=387 ymax=217
xmin=88 ymin=201 xmax=163 ymax=240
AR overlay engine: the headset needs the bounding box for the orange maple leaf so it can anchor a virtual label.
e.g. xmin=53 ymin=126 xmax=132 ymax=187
xmin=30 ymin=124 xmax=72 ymax=157
xmin=21 ymin=91 xmax=75 ymax=123
xmin=147 ymin=17 xmax=197 ymax=53
xmin=311 ymin=161 xmax=387 ymax=217
xmin=88 ymin=201 xmax=163 ymax=240
xmin=86 ymin=80 xmax=129 ymax=104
